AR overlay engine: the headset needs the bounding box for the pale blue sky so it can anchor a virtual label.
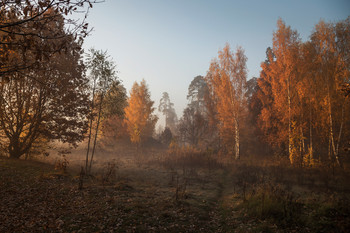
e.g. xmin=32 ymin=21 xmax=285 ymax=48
xmin=83 ymin=0 xmax=349 ymax=127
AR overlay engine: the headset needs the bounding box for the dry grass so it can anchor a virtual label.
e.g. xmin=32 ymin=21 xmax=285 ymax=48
xmin=1 ymin=143 xmax=350 ymax=232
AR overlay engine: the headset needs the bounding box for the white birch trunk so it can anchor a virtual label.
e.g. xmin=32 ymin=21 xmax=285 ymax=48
xmin=287 ymin=76 xmax=292 ymax=162
xmin=234 ymin=117 xmax=240 ymax=160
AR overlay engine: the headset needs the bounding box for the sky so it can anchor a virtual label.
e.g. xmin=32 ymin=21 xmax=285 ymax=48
xmin=82 ymin=0 xmax=350 ymax=128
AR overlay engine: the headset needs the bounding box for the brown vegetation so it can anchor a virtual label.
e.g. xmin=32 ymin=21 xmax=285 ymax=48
xmin=1 ymin=146 xmax=350 ymax=232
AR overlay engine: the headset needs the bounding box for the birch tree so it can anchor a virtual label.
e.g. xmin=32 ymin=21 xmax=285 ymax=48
xmin=85 ymin=49 xmax=117 ymax=172
xmin=257 ymin=18 xmax=350 ymax=166
xmin=206 ymin=44 xmax=247 ymax=159
xmin=257 ymin=19 xmax=302 ymax=164
xmin=310 ymin=19 xmax=350 ymax=167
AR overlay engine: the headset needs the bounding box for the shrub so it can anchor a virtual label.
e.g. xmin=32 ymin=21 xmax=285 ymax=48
xmin=54 ymin=155 xmax=69 ymax=173
xmin=101 ymin=161 xmax=118 ymax=185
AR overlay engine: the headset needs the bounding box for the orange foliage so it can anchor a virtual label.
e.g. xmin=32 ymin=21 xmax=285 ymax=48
xmin=124 ymin=80 xmax=158 ymax=145
xmin=206 ymin=44 xmax=247 ymax=159
xmin=257 ymin=18 xmax=350 ymax=166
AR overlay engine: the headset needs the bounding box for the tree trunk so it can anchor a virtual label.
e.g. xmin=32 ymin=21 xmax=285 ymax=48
xmin=228 ymin=80 xmax=241 ymax=160
xmin=85 ymin=79 xmax=96 ymax=173
xmin=287 ymin=76 xmax=292 ymax=162
xmin=89 ymin=94 xmax=104 ymax=173
xmin=326 ymin=81 xmax=342 ymax=167
xmin=333 ymin=103 xmax=344 ymax=168
xmin=234 ymin=117 xmax=240 ymax=160
xmin=9 ymin=141 xmax=22 ymax=159
xmin=309 ymin=96 xmax=313 ymax=162
xmin=328 ymin=88 xmax=334 ymax=160
xmin=300 ymin=124 xmax=303 ymax=167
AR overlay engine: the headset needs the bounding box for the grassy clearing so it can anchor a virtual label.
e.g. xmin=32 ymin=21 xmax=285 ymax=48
xmin=219 ymin=159 xmax=350 ymax=233
xmin=0 ymin=152 xmax=226 ymax=232
xmin=1 ymin=148 xmax=350 ymax=232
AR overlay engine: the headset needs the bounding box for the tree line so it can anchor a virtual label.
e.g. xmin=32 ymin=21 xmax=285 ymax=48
xmin=156 ymin=18 xmax=350 ymax=168
xmin=256 ymin=18 xmax=350 ymax=167
xmin=0 ymin=2 xmax=349 ymax=170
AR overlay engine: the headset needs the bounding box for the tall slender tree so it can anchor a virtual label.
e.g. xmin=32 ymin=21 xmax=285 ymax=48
xmin=310 ymin=19 xmax=350 ymax=167
xmin=206 ymin=44 xmax=248 ymax=159
xmin=99 ymin=81 xmax=128 ymax=147
xmin=257 ymin=19 xmax=302 ymax=163
xmin=158 ymin=92 xmax=177 ymax=132
xmin=85 ymin=49 xmax=118 ymax=172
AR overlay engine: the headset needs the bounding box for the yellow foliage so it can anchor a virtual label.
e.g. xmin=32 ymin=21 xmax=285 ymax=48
xmin=124 ymin=80 xmax=158 ymax=145
xmin=303 ymin=146 xmax=317 ymax=167
xmin=205 ymin=44 xmax=247 ymax=157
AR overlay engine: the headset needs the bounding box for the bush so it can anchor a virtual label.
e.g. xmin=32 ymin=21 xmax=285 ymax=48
xmin=159 ymin=127 xmax=173 ymax=146
xmin=54 ymin=155 xmax=69 ymax=173
xmin=101 ymin=161 xmax=118 ymax=185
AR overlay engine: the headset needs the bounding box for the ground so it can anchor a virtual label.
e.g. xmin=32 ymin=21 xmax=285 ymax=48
xmin=0 ymin=146 xmax=350 ymax=232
